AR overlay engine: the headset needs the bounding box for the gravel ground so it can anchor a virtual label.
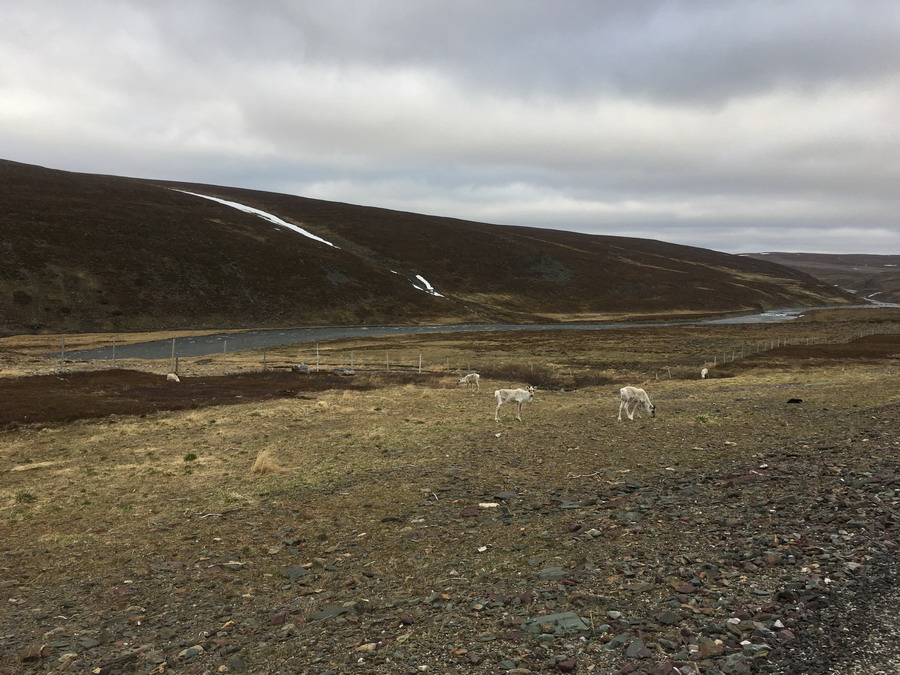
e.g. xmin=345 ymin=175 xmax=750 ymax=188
xmin=1 ymin=370 xmax=898 ymax=674
xmin=822 ymin=561 xmax=900 ymax=674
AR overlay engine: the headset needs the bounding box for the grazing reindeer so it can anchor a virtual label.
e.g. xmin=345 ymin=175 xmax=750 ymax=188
xmin=617 ymin=386 xmax=655 ymax=422
xmin=458 ymin=372 xmax=480 ymax=393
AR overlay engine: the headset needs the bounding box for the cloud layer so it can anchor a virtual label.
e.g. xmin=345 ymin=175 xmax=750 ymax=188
xmin=3 ymin=1 xmax=899 ymax=253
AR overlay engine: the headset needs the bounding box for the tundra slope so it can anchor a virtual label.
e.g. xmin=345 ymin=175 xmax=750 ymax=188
xmin=743 ymin=252 xmax=900 ymax=304
xmin=0 ymin=158 xmax=854 ymax=334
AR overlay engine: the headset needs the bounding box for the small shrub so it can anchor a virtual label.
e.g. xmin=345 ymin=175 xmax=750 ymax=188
xmin=694 ymin=414 xmax=718 ymax=425
xmin=362 ymin=427 xmax=385 ymax=443
xmin=15 ymin=492 xmax=37 ymax=504
xmin=184 ymin=453 xmax=198 ymax=462
xmin=250 ymin=450 xmax=284 ymax=476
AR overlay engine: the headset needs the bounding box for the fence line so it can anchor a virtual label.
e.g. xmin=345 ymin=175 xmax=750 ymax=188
xmin=49 ymin=320 xmax=898 ymax=379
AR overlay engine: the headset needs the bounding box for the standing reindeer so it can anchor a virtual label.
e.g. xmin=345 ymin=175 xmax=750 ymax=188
xmin=494 ymin=386 xmax=535 ymax=422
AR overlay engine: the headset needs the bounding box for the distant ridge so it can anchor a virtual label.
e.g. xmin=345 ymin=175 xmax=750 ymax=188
xmin=0 ymin=158 xmax=855 ymax=334
xmin=743 ymin=252 xmax=900 ymax=304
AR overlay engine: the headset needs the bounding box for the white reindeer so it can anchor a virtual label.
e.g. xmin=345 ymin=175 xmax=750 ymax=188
xmin=700 ymin=367 xmax=709 ymax=379
xmin=458 ymin=372 xmax=480 ymax=393
xmin=166 ymin=373 xmax=181 ymax=383
xmin=494 ymin=386 xmax=535 ymax=422
xmin=617 ymin=386 xmax=655 ymax=422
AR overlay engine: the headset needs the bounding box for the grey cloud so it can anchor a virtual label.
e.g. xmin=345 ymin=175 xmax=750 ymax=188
xmin=237 ymin=1 xmax=900 ymax=102
xmin=1 ymin=1 xmax=899 ymax=254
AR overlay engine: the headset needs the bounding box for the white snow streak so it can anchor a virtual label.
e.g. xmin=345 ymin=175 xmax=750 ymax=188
xmin=175 ymin=189 xmax=451 ymax=298
xmin=390 ymin=270 xmax=444 ymax=297
xmin=175 ymin=190 xmax=338 ymax=248
xmin=412 ymin=274 xmax=444 ymax=297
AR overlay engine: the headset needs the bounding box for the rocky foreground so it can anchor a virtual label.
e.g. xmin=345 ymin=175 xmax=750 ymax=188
xmin=1 ymin=394 xmax=898 ymax=674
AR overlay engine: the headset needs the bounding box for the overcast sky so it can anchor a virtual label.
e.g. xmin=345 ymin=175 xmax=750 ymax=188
xmin=3 ymin=1 xmax=900 ymax=254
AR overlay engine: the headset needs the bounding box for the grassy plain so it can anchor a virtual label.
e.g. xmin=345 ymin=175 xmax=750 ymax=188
xmin=1 ymin=309 xmax=899 ymax=673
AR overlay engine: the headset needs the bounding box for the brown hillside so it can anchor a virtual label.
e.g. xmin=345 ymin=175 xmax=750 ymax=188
xmin=1 ymin=159 xmax=855 ymax=334
xmin=743 ymin=252 xmax=900 ymax=303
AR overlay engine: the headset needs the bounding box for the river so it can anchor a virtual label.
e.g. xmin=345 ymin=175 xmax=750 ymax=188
xmin=59 ymin=303 xmax=895 ymax=361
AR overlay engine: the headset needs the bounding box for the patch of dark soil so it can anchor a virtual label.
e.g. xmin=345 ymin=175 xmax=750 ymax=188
xmin=775 ymin=333 xmax=900 ymax=359
xmin=727 ymin=334 xmax=900 ymax=372
xmin=0 ymin=369 xmax=425 ymax=426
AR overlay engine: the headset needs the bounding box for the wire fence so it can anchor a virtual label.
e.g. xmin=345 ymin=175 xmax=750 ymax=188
xmin=47 ymin=321 xmax=899 ymax=383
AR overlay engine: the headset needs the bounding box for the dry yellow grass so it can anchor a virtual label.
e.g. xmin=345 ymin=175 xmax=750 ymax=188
xmin=250 ymin=450 xmax=284 ymax=476
xmin=2 ymin=318 xmax=900 ymax=672
xmin=2 ymin=314 xmax=899 ymax=557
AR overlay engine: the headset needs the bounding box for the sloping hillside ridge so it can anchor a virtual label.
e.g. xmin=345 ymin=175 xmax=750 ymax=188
xmin=743 ymin=252 xmax=900 ymax=304
xmin=1 ymin=159 xmax=855 ymax=334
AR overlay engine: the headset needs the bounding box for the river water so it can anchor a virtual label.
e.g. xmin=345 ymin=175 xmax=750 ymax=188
xmin=60 ymin=304 xmax=894 ymax=361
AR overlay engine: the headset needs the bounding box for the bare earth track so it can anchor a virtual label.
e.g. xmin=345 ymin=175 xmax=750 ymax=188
xmin=1 ymin=326 xmax=898 ymax=674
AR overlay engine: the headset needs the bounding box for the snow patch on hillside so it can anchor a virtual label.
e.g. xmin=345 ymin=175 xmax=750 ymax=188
xmin=175 ymin=190 xmax=338 ymax=248
xmin=177 ymin=189 xmax=450 ymax=298
xmin=413 ymin=274 xmax=444 ymax=297
xmin=390 ymin=270 xmax=445 ymax=297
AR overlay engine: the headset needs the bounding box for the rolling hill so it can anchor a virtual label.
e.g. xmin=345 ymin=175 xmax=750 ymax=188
xmin=0 ymin=159 xmax=856 ymax=334
xmin=743 ymin=252 xmax=900 ymax=304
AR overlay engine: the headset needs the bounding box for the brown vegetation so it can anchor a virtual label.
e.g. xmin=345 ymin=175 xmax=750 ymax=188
xmin=1 ymin=312 xmax=899 ymax=672
xmin=0 ymin=158 xmax=855 ymax=334
xmin=744 ymin=252 xmax=900 ymax=303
